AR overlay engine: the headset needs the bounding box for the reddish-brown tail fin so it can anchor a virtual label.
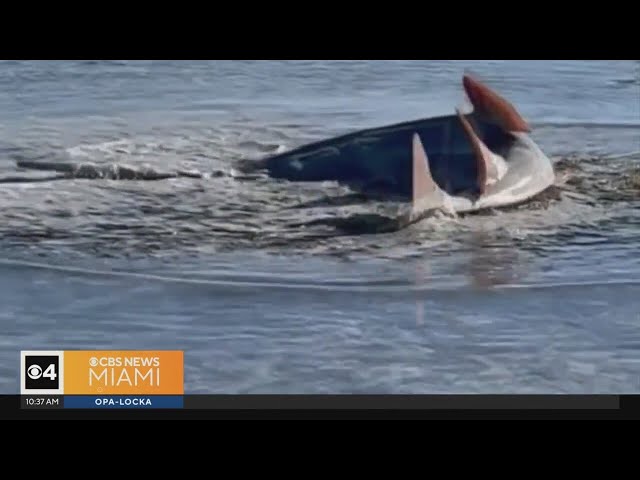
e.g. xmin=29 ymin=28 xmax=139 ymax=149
xmin=462 ymin=74 xmax=530 ymax=132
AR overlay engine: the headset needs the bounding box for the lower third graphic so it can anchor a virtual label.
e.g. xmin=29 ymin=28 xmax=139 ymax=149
xmin=20 ymin=350 xmax=184 ymax=409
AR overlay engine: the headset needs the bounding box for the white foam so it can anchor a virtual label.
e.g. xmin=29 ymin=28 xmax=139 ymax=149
xmin=66 ymin=139 xmax=133 ymax=157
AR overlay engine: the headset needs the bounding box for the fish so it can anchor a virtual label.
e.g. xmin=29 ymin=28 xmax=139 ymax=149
xmin=254 ymin=74 xmax=555 ymax=229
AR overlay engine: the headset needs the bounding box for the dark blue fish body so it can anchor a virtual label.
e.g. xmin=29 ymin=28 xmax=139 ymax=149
xmin=259 ymin=114 xmax=511 ymax=199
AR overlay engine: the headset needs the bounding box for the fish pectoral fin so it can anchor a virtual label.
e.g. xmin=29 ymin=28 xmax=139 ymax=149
xmin=455 ymin=108 xmax=506 ymax=194
xmin=410 ymin=133 xmax=454 ymax=219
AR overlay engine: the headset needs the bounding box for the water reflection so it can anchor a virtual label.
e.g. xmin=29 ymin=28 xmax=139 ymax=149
xmin=411 ymin=231 xmax=531 ymax=326
xmin=466 ymin=232 xmax=527 ymax=290
xmin=413 ymin=260 xmax=430 ymax=326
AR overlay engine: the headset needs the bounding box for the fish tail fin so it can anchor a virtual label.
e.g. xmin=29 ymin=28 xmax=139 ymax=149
xmin=462 ymin=73 xmax=530 ymax=132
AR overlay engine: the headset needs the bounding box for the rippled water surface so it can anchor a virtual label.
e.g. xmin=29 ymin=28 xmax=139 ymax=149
xmin=1 ymin=60 xmax=639 ymax=394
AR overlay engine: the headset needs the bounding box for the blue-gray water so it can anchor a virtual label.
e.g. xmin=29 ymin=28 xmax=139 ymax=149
xmin=1 ymin=60 xmax=639 ymax=393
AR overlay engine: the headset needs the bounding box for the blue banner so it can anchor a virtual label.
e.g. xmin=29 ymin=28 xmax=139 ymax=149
xmin=64 ymin=395 xmax=184 ymax=409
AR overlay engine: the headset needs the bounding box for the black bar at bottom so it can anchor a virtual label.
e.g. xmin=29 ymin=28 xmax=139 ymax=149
xmin=184 ymin=394 xmax=619 ymax=410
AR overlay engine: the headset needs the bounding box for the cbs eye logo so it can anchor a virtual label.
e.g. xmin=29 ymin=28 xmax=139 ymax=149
xmin=24 ymin=356 xmax=59 ymax=390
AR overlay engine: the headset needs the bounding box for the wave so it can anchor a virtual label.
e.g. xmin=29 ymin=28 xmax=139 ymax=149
xmin=0 ymin=258 xmax=637 ymax=293
xmin=533 ymin=121 xmax=640 ymax=129
xmin=14 ymin=160 xmax=206 ymax=181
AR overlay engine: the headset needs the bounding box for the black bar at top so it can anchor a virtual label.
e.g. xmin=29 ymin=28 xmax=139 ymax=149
xmin=184 ymin=394 xmax=619 ymax=410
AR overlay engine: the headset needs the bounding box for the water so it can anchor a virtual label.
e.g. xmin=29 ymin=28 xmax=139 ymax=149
xmin=0 ymin=60 xmax=639 ymax=394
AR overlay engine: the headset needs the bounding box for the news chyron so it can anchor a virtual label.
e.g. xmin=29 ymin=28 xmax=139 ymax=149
xmin=20 ymin=350 xmax=184 ymax=409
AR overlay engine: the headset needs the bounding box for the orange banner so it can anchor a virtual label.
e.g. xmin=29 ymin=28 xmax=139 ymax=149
xmin=64 ymin=350 xmax=183 ymax=395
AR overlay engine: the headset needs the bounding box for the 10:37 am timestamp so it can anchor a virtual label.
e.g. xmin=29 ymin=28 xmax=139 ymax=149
xmin=21 ymin=396 xmax=61 ymax=407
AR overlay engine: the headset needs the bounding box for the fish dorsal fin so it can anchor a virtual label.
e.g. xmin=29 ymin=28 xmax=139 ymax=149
xmin=412 ymin=132 xmax=451 ymax=213
xmin=408 ymin=133 xmax=456 ymax=222
xmin=456 ymin=108 xmax=505 ymax=194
